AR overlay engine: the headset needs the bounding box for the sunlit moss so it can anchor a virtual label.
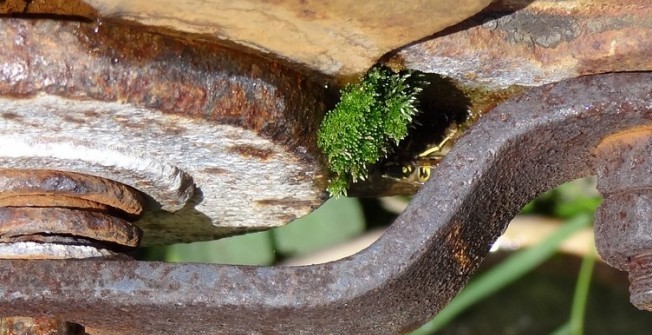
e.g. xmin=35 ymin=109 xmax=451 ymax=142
xmin=317 ymin=67 xmax=425 ymax=197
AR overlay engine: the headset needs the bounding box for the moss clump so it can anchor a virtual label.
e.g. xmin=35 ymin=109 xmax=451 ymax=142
xmin=317 ymin=67 xmax=425 ymax=197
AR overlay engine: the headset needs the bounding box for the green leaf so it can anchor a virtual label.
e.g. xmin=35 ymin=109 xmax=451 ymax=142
xmin=568 ymin=247 xmax=596 ymax=335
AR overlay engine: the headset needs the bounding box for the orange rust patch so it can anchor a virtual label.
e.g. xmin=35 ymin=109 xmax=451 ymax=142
xmin=595 ymin=126 xmax=652 ymax=155
xmin=0 ymin=0 xmax=97 ymax=17
xmin=446 ymin=222 xmax=475 ymax=274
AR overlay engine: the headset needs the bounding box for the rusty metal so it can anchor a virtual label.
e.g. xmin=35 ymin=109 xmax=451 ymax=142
xmin=0 ymin=18 xmax=333 ymax=245
xmin=0 ymin=170 xmax=141 ymax=333
xmin=0 ymin=317 xmax=85 ymax=335
xmin=0 ymin=207 xmax=141 ymax=247
xmin=0 ymin=195 xmax=110 ymax=212
xmin=0 ymin=0 xmax=97 ymax=18
xmin=74 ymin=0 xmax=493 ymax=78
xmin=388 ymin=0 xmax=652 ymax=89
xmin=594 ymin=127 xmax=652 ymax=310
xmin=0 ymin=169 xmax=144 ymax=216
xmin=0 ymin=170 xmax=144 ymax=256
xmin=0 ymin=73 xmax=648 ymax=334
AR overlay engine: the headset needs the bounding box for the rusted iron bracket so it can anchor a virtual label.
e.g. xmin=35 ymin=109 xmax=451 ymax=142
xmin=0 ymin=72 xmax=649 ymax=334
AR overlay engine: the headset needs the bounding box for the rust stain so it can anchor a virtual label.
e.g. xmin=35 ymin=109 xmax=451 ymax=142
xmin=227 ymin=145 xmax=274 ymax=160
xmin=0 ymin=317 xmax=85 ymax=335
xmin=62 ymin=114 xmax=86 ymax=124
xmin=0 ymin=0 xmax=97 ymax=17
xmin=595 ymin=125 xmax=652 ymax=154
xmin=1 ymin=112 xmax=22 ymax=121
xmin=0 ymin=207 xmax=142 ymax=247
xmin=0 ymin=194 xmax=109 ymax=211
xmin=446 ymin=222 xmax=475 ymax=274
xmin=201 ymin=166 xmax=228 ymax=175
xmin=256 ymin=197 xmax=315 ymax=208
xmin=390 ymin=0 xmax=652 ymax=88
xmin=276 ymin=213 xmax=298 ymax=222
xmin=83 ymin=110 xmax=101 ymax=118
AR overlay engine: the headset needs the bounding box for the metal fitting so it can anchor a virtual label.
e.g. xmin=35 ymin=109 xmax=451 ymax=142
xmin=0 ymin=169 xmax=143 ymax=258
xmin=594 ymin=127 xmax=652 ymax=310
xmin=0 ymin=169 xmax=145 ymax=334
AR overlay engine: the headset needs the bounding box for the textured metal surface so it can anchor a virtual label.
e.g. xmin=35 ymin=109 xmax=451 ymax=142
xmin=595 ymin=128 xmax=652 ymax=269
xmin=0 ymin=73 xmax=649 ymax=334
xmin=0 ymin=241 xmax=119 ymax=259
xmin=0 ymin=18 xmax=332 ymax=245
xmin=0 ymin=169 xmax=143 ymax=249
xmin=389 ymin=0 xmax=652 ymax=89
xmin=628 ymin=252 xmax=652 ymax=311
xmin=0 ymin=207 xmax=141 ymax=247
xmin=0 ymin=169 xmax=144 ymax=216
xmin=593 ymin=128 xmax=652 ymax=310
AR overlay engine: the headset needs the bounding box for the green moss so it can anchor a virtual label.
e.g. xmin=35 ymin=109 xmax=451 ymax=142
xmin=317 ymin=67 xmax=425 ymax=197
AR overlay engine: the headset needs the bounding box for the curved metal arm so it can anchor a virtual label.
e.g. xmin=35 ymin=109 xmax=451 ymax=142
xmin=0 ymin=73 xmax=650 ymax=334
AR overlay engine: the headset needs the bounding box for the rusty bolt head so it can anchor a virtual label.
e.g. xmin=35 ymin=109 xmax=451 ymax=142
xmin=594 ymin=128 xmax=652 ymax=269
xmin=627 ymin=252 xmax=652 ymax=311
xmin=594 ymin=127 xmax=652 ymax=310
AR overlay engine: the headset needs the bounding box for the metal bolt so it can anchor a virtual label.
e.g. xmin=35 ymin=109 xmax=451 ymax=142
xmin=594 ymin=127 xmax=652 ymax=310
xmin=0 ymin=169 xmax=145 ymax=333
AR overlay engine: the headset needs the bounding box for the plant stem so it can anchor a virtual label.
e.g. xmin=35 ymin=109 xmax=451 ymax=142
xmin=569 ymin=247 xmax=596 ymax=335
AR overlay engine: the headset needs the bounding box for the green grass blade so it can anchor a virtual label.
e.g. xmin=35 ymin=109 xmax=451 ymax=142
xmin=411 ymin=214 xmax=593 ymax=335
xmin=548 ymin=242 xmax=595 ymax=335
xmin=549 ymin=322 xmax=571 ymax=335
xmin=569 ymin=248 xmax=596 ymax=335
